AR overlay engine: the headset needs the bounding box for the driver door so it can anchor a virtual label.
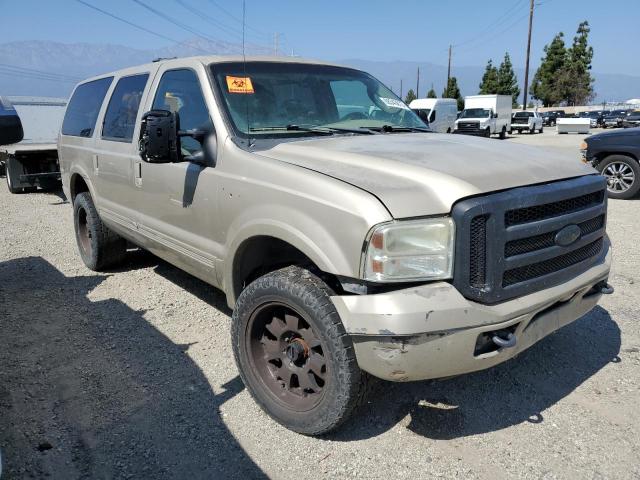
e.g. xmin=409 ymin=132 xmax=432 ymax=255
xmin=133 ymin=66 xmax=220 ymax=282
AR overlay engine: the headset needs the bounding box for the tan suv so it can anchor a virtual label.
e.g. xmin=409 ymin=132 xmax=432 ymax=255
xmin=59 ymin=56 xmax=613 ymax=435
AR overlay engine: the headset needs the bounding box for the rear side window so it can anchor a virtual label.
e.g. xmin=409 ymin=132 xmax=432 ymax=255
xmin=102 ymin=74 xmax=149 ymax=142
xmin=62 ymin=77 xmax=113 ymax=137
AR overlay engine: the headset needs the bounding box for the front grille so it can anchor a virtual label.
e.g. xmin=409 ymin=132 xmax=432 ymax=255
xmin=505 ymin=214 xmax=605 ymax=257
xmin=456 ymin=122 xmax=481 ymax=133
xmin=452 ymin=175 xmax=608 ymax=304
xmin=503 ymin=238 xmax=604 ymax=287
xmin=469 ymin=215 xmax=488 ymax=288
xmin=505 ymin=190 xmax=604 ymax=226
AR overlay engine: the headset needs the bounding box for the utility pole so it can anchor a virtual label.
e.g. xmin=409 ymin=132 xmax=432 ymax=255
xmin=273 ymin=32 xmax=279 ymax=56
xmin=400 ymin=79 xmax=403 ymax=100
xmin=447 ymin=44 xmax=452 ymax=85
xmin=522 ymin=0 xmax=534 ymax=110
xmin=416 ymin=67 xmax=420 ymax=98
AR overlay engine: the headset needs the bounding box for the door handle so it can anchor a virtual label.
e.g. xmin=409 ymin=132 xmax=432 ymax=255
xmin=92 ymin=154 xmax=99 ymax=174
xmin=134 ymin=161 xmax=142 ymax=187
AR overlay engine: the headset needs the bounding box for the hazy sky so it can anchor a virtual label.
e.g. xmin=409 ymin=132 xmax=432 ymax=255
xmin=1 ymin=0 xmax=637 ymax=75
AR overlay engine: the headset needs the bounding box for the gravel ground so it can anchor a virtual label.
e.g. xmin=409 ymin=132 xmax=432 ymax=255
xmin=1 ymin=131 xmax=639 ymax=479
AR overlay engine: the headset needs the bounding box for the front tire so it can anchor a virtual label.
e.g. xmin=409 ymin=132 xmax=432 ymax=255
xmin=484 ymin=127 xmax=491 ymax=138
xmin=232 ymin=266 xmax=367 ymax=435
xmin=598 ymin=155 xmax=640 ymax=199
xmin=73 ymin=192 xmax=126 ymax=270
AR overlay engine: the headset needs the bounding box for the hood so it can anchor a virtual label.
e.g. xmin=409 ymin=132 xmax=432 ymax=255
xmin=256 ymin=133 xmax=595 ymax=218
xmin=589 ymin=127 xmax=640 ymax=141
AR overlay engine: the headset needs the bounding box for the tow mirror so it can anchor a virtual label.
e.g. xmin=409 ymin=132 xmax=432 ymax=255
xmin=139 ymin=109 xmax=179 ymax=163
xmin=492 ymin=112 xmax=498 ymax=119
xmin=0 ymin=97 xmax=24 ymax=146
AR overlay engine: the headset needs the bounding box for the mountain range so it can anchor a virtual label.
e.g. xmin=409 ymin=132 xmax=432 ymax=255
xmin=0 ymin=39 xmax=637 ymax=104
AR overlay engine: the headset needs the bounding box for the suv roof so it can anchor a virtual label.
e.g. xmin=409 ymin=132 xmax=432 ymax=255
xmin=75 ymin=55 xmax=344 ymax=86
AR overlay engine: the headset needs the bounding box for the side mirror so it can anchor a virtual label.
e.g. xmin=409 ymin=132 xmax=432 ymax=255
xmin=429 ymin=111 xmax=436 ymax=123
xmin=492 ymin=112 xmax=498 ymax=118
xmin=0 ymin=97 xmax=24 ymax=146
xmin=139 ymin=109 xmax=179 ymax=163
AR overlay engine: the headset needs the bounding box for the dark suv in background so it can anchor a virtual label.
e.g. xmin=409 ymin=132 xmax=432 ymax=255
xmin=541 ymin=110 xmax=565 ymax=126
xmin=581 ymin=127 xmax=640 ymax=199
xmin=602 ymin=109 xmax=630 ymax=128
xmin=622 ymin=111 xmax=640 ymax=128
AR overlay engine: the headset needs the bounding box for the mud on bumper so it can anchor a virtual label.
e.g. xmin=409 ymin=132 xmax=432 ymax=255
xmin=331 ymin=243 xmax=611 ymax=382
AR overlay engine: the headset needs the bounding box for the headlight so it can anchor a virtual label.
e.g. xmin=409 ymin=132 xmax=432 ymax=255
xmin=362 ymin=218 xmax=455 ymax=282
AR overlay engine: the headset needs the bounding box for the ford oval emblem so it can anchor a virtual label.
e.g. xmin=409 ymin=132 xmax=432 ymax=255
xmin=555 ymin=224 xmax=581 ymax=247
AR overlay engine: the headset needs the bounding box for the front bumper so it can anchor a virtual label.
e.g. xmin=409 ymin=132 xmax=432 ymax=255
xmin=331 ymin=240 xmax=611 ymax=381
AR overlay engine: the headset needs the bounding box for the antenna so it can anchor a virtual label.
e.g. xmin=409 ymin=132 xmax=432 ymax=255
xmin=242 ymin=0 xmax=253 ymax=147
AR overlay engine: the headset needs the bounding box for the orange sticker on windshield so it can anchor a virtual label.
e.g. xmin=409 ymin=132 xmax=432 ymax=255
xmin=226 ymin=76 xmax=254 ymax=94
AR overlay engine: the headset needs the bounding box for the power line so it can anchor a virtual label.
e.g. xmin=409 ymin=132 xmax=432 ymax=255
xmin=205 ymin=0 xmax=271 ymax=39
xmin=0 ymin=63 xmax=81 ymax=81
xmin=131 ymin=0 xmax=239 ymax=51
xmin=75 ymin=0 xmax=189 ymax=46
xmin=0 ymin=68 xmax=78 ymax=83
xmin=174 ymin=0 xmax=245 ymax=43
xmin=452 ymin=0 xmax=527 ymax=49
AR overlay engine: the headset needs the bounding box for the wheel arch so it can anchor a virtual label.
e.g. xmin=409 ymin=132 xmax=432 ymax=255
xmin=225 ymin=223 xmax=349 ymax=309
xmin=594 ymin=151 xmax=639 ymax=169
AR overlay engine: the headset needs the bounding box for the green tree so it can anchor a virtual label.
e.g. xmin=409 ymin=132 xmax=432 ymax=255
xmin=478 ymin=59 xmax=499 ymax=94
xmin=442 ymin=77 xmax=464 ymax=111
xmin=427 ymin=88 xmax=437 ymax=98
xmin=531 ymin=33 xmax=567 ymax=106
xmin=404 ymin=88 xmax=417 ymax=104
xmin=496 ymin=52 xmax=520 ymax=107
xmin=559 ymin=21 xmax=594 ymax=105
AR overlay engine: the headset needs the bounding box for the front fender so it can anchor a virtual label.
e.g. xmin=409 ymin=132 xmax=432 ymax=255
xmin=223 ymin=207 xmax=360 ymax=307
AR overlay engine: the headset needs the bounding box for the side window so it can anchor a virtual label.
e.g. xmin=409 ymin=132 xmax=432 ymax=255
xmin=152 ymin=69 xmax=211 ymax=155
xmin=62 ymin=77 xmax=113 ymax=137
xmin=102 ymin=74 xmax=149 ymax=142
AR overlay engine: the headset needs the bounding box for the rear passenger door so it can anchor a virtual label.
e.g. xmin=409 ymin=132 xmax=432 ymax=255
xmin=94 ymin=73 xmax=151 ymax=227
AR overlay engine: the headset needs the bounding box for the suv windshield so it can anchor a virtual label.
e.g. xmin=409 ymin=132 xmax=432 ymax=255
xmin=210 ymin=62 xmax=425 ymax=140
xmin=459 ymin=108 xmax=490 ymax=119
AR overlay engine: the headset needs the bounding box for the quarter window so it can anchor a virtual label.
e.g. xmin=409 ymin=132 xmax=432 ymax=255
xmin=102 ymin=74 xmax=149 ymax=142
xmin=152 ymin=69 xmax=211 ymax=155
xmin=62 ymin=77 xmax=113 ymax=137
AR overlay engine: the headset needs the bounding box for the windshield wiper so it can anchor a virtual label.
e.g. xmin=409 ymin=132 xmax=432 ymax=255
xmin=249 ymin=124 xmax=376 ymax=135
xmin=360 ymin=125 xmax=431 ymax=133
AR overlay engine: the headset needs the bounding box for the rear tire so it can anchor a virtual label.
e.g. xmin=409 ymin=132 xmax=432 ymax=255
xmin=232 ymin=266 xmax=368 ymax=435
xmin=73 ymin=192 xmax=126 ymax=270
xmin=540 ymin=125 xmax=544 ymax=133
xmin=499 ymin=127 xmax=506 ymax=140
xmin=5 ymin=157 xmax=25 ymax=194
xmin=598 ymin=155 xmax=640 ymax=200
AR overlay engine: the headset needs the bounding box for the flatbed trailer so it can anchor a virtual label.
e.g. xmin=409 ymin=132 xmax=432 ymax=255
xmin=0 ymin=96 xmax=66 ymax=194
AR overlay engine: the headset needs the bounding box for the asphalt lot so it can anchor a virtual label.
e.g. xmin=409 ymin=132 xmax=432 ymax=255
xmin=1 ymin=129 xmax=638 ymax=479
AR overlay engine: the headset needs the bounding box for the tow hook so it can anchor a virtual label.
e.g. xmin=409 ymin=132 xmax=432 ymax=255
xmin=599 ymin=282 xmax=614 ymax=295
xmin=491 ymin=332 xmax=517 ymax=349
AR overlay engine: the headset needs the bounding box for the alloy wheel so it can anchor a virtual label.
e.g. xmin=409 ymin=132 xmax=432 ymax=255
xmin=604 ymin=161 xmax=635 ymax=193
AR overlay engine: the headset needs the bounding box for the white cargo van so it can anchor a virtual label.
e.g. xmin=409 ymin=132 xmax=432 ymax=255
xmin=455 ymin=94 xmax=512 ymax=139
xmin=409 ymin=98 xmax=458 ymax=133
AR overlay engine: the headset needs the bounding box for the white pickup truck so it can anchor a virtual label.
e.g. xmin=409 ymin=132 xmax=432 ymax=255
xmin=511 ymin=111 xmax=543 ymax=134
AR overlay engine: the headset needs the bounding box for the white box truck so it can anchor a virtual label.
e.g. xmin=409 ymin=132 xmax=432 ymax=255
xmin=409 ymin=98 xmax=458 ymax=133
xmin=455 ymin=94 xmax=512 ymax=139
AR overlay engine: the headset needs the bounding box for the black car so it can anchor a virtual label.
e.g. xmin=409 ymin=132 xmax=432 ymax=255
xmin=622 ymin=111 xmax=640 ymax=128
xmin=581 ymin=127 xmax=640 ymax=199
xmin=541 ymin=110 xmax=565 ymax=126
xmin=602 ymin=109 xmax=631 ymax=128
